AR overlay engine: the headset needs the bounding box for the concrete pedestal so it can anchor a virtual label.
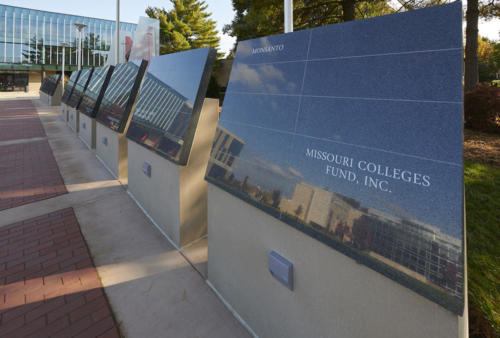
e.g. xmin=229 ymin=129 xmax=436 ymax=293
xmin=39 ymin=92 xmax=49 ymax=105
xmin=61 ymin=103 xmax=68 ymax=121
xmin=206 ymin=184 xmax=468 ymax=338
xmin=95 ymin=122 xmax=128 ymax=180
xmin=67 ymin=107 xmax=79 ymax=133
xmin=39 ymin=84 xmax=62 ymax=106
xmin=78 ymin=113 xmax=96 ymax=149
xmin=127 ymin=98 xmax=219 ymax=248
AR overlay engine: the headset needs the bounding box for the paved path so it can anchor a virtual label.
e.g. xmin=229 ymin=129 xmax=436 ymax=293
xmin=0 ymin=208 xmax=119 ymax=338
xmin=0 ymin=100 xmax=119 ymax=337
xmin=0 ymin=99 xmax=251 ymax=337
xmin=0 ymin=141 xmax=67 ymax=211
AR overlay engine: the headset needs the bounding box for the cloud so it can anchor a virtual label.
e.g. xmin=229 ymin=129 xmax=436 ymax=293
xmin=230 ymin=63 xmax=289 ymax=93
xmin=287 ymin=167 xmax=304 ymax=179
xmin=252 ymin=157 xmax=303 ymax=181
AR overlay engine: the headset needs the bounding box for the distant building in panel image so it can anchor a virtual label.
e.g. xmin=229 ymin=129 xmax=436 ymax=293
xmin=0 ymin=4 xmax=136 ymax=91
xmin=132 ymin=71 xmax=193 ymax=143
xmin=279 ymin=182 xmax=463 ymax=298
xmin=206 ymin=126 xmax=245 ymax=180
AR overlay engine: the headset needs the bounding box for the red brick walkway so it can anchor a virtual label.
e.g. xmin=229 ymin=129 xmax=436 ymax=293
xmin=0 ymin=118 xmax=46 ymax=142
xmin=0 ymin=100 xmax=44 ymax=142
xmin=0 ymin=208 xmax=120 ymax=338
xmin=0 ymin=101 xmax=38 ymax=119
xmin=0 ymin=140 xmax=67 ymax=211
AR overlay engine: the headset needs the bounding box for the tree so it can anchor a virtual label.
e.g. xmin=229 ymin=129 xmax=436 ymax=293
xmin=271 ymin=189 xmax=281 ymax=208
xmin=466 ymin=0 xmax=481 ymax=91
xmin=242 ymin=176 xmax=249 ymax=192
xmin=22 ymin=37 xmax=43 ymax=64
xmin=146 ymin=0 xmax=220 ymax=54
xmin=223 ymin=0 xmax=393 ymax=42
xmin=478 ymin=36 xmax=500 ymax=82
xmin=464 ymin=0 xmax=500 ymax=90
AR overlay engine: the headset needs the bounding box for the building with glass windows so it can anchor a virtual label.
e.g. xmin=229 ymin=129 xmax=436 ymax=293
xmin=0 ymin=4 xmax=136 ymax=91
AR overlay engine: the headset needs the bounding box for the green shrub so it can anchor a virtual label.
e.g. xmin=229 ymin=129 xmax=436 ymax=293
xmin=464 ymin=84 xmax=500 ymax=133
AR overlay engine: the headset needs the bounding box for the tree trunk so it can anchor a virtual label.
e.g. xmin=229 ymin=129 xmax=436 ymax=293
xmin=464 ymin=0 xmax=479 ymax=91
xmin=342 ymin=0 xmax=356 ymax=21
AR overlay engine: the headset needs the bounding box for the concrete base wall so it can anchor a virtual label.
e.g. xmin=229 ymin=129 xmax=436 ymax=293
xmin=39 ymin=92 xmax=50 ymax=105
xmin=78 ymin=113 xmax=96 ymax=149
xmin=95 ymin=122 xmax=128 ymax=180
xmin=61 ymin=103 xmax=68 ymax=122
xmin=127 ymin=98 xmax=219 ymax=247
xmin=207 ymin=184 xmax=466 ymax=338
xmin=67 ymin=107 xmax=79 ymax=133
xmin=39 ymin=84 xmax=62 ymax=106
xmin=50 ymin=84 xmax=62 ymax=106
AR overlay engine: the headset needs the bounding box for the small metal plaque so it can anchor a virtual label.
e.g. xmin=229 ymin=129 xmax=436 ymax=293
xmin=82 ymin=122 xmax=86 ymax=129
xmin=142 ymin=162 xmax=152 ymax=177
xmin=102 ymin=136 xmax=108 ymax=146
xmin=269 ymin=251 xmax=293 ymax=290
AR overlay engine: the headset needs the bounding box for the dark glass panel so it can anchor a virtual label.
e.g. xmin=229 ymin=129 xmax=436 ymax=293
xmin=126 ymin=47 xmax=216 ymax=164
xmin=95 ymin=59 xmax=148 ymax=133
xmin=61 ymin=70 xmax=81 ymax=104
xmin=39 ymin=73 xmax=61 ymax=96
xmin=75 ymin=66 xmax=109 ymax=113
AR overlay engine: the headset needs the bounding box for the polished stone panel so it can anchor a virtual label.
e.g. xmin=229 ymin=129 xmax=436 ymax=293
xmin=61 ymin=70 xmax=81 ymax=104
xmin=68 ymin=68 xmax=95 ymax=109
xmin=39 ymin=74 xmax=61 ymax=96
xmin=126 ymin=48 xmax=216 ymax=165
xmin=206 ymin=2 xmax=464 ymax=314
xmin=78 ymin=67 xmax=112 ymax=116
xmin=96 ymin=60 xmax=148 ymax=133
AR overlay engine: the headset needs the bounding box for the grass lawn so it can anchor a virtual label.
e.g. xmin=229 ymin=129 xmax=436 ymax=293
xmin=465 ymin=161 xmax=500 ymax=337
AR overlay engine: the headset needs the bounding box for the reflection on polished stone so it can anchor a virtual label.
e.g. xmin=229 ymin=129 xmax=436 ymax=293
xmin=68 ymin=68 xmax=95 ymax=110
xmin=96 ymin=60 xmax=148 ymax=133
xmin=61 ymin=70 xmax=81 ymax=104
xmin=206 ymin=2 xmax=464 ymax=314
xmin=40 ymin=73 xmax=61 ymax=96
xmin=126 ymin=48 xmax=216 ymax=164
xmin=77 ymin=67 xmax=108 ymax=114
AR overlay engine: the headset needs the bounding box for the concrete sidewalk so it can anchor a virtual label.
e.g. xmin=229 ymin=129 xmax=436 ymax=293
xmin=0 ymin=99 xmax=251 ymax=338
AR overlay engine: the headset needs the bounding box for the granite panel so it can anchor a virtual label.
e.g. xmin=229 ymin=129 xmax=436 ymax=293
xmin=206 ymin=2 xmax=464 ymax=314
xmin=126 ymin=48 xmax=215 ymax=164
xmin=96 ymin=60 xmax=148 ymax=133
xmin=78 ymin=66 xmax=113 ymax=117
xmin=68 ymin=68 xmax=95 ymax=109
xmin=308 ymin=2 xmax=462 ymax=59
xmin=39 ymin=73 xmax=61 ymax=96
xmin=61 ymin=70 xmax=81 ymax=104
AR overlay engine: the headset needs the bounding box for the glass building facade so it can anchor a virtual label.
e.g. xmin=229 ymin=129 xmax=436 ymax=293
xmin=0 ymin=4 xmax=136 ymax=70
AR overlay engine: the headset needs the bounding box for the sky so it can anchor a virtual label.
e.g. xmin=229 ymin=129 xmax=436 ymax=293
xmin=3 ymin=0 xmax=499 ymax=56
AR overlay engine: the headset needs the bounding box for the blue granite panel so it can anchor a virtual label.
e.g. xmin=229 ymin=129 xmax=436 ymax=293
xmin=221 ymin=93 xmax=300 ymax=132
xmin=296 ymin=97 xmax=463 ymax=164
xmin=228 ymin=61 xmax=306 ymax=95
xmin=206 ymin=2 xmax=464 ymax=314
xmin=233 ymin=29 xmax=310 ymax=64
xmin=308 ymin=2 xmax=462 ymax=59
xmin=304 ymin=50 xmax=463 ymax=102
